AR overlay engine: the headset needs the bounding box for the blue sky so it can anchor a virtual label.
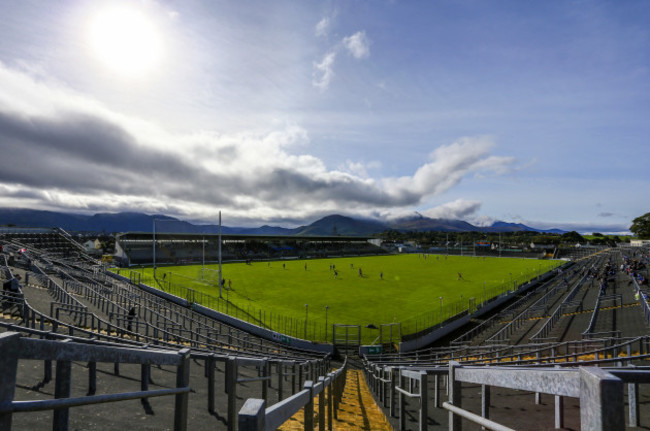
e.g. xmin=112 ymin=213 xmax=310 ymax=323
xmin=0 ymin=0 xmax=647 ymax=233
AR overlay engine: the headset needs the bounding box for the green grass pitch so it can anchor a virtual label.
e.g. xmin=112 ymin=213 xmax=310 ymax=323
xmin=123 ymin=254 xmax=562 ymax=343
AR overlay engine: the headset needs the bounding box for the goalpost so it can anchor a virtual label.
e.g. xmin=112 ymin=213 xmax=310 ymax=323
xmin=201 ymin=267 xmax=223 ymax=286
xmin=149 ymin=212 xmax=223 ymax=297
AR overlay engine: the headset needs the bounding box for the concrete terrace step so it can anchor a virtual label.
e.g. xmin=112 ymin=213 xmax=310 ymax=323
xmin=278 ymin=369 xmax=392 ymax=431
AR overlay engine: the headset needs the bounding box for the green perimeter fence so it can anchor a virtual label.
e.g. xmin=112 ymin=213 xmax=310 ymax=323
xmin=113 ymin=266 xmax=547 ymax=345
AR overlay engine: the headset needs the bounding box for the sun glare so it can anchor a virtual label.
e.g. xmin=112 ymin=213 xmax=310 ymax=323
xmin=89 ymin=7 xmax=162 ymax=76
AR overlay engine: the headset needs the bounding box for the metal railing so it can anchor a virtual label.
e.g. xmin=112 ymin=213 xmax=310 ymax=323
xmin=529 ymin=272 xmax=589 ymax=341
xmin=582 ymin=293 xmax=623 ymax=339
xmin=632 ymin=276 xmax=650 ymax=326
xmin=238 ymin=357 xmax=348 ymax=431
xmin=0 ymin=320 xmax=330 ymax=431
xmin=0 ymin=331 xmax=191 ymax=431
xmin=444 ymin=361 xmax=650 ymax=431
xmin=364 ymin=359 xmax=650 ymax=431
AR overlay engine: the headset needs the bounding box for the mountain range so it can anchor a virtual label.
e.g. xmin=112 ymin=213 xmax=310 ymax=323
xmin=0 ymin=208 xmax=567 ymax=236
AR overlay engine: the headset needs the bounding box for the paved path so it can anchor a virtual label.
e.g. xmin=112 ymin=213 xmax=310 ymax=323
xmin=279 ymin=369 xmax=393 ymax=431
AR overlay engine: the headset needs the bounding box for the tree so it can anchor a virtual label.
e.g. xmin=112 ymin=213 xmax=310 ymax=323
xmin=561 ymin=231 xmax=586 ymax=244
xmin=630 ymin=212 xmax=650 ymax=239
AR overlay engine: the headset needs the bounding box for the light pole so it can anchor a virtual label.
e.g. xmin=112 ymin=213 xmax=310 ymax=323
xmin=304 ymin=304 xmax=309 ymax=339
xmin=483 ymin=281 xmax=486 ymax=304
xmin=152 ymin=219 xmax=156 ymax=280
xmin=325 ymin=305 xmax=329 ymax=343
xmin=218 ymin=211 xmax=223 ymax=298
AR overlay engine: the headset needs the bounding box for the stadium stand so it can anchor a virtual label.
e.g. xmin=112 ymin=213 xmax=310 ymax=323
xmin=114 ymin=232 xmax=388 ymax=266
xmin=2 ymin=228 xmax=649 ymax=430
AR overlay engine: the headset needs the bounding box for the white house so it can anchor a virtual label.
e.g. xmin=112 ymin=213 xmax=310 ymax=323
xmin=83 ymin=239 xmax=102 ymax=256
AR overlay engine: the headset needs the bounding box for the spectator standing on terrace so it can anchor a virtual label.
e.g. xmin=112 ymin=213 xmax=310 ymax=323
xmin=127 ymin=307 xmax=136 ymax=331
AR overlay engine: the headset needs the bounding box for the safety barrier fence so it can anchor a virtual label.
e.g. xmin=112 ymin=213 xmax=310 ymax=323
xmin=1 ymin=263 xmax=12 ymax=280
xmin=485 ymin=274 xmax=576 ymax=344
xmin=0 ymin=331 xmax=191 ymax=431
xmin=0 ymin=323 xmax=332 ymax=431
xmin=582 ymin=293 xmax=623 ymax=339
xmin=31 ymin=264 xmax=88 ymax=323
xmin=449 ymin=270 xmax=572 ymax=347
xmin=632 ymin=276 xmax=650 ymax=326
xmin=20 ymin=274 xmax=211 ymax=351
xmin=10 ymin=254 xmax=331 ymax=361
xmin=18 ymin=272 xmax=321 ymax=360
xmin=364 ymin=358 xmax=650 ymax=431
xmin=238 ymin=357 xmax=347 ymax=431
xmin=49 ymin=260 xmax=325 ymax=358
xmin=529 ymin=272 xmax=589 ymax=342
xmin=364 ymin=334 xmax=650 ymax=369
xmin=444 ymin=362 xmax=649 ymax=431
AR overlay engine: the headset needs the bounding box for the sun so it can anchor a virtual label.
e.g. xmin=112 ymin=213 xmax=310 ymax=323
xmin=89 ymin=7 xmax=162 ymax=76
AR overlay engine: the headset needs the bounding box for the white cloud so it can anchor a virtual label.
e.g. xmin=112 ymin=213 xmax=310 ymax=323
xmin=315 ymin=17 xmax=330 ymax=38
xmin=343 ymin=31 xmax=370 ymax=59
xmin=312 ymin=28 xmax=370 ymax=91
xmin=312 ymin=51 xmax=336 ymax=90
xmin=383 ymin=137 xmax=515 ymax=199
xmin=337 ymin=160 xmax=382 ymax=178
xmin=471 ymin=215 xmax=498 ymax=227
xmin=420 ymin=199 xmax=483 ymax=220
xmin=0 ymin=62 xmax=517 ymax=225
